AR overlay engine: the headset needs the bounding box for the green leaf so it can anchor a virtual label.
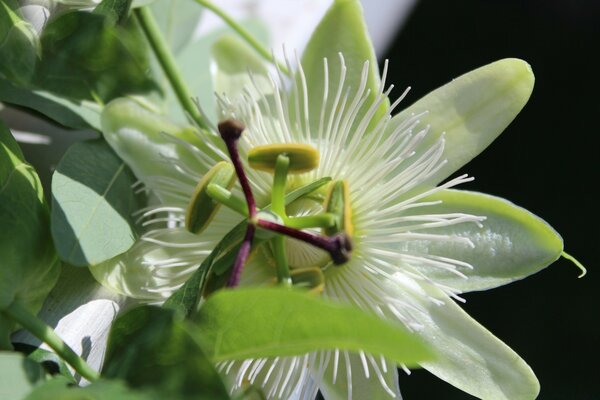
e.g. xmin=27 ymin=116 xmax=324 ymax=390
xmin=300 ymin=0 xmax=386 ymax=134
xmin=392 ymin=58 xmax=535 ymax=187
xmin=13 ymin=344 xmax=76 ymax=383
xmin=191 ymin=288 xmax=432 ymax=365
xmin=0 ymin=78 xmax=102 ymax=130
xmin=404 ymin=189 xmax=563 ymax=292
xmin=24 ymin=377 xmax=152 ymax=400
xmin=0 ymin=351 xmax=46 ymax=400
xmin=51 ymin=139 xmax=139 ymax=267
xmin=0 ymin=121 xmax=60 ymax=348
xmin=35 ymin=11 xmax=156 ymax=102
xmin=94 ymin=0 xmax=133 ymax=25
xmin=0 ymin=2 xmax=39 ymax=86
xmin=164 ymin=176 xmax=332 ymax=317
xmin=103 ymin=306 xmax=230 ymax=400
xmin=151 ymin=0 xmax=202 ymax=55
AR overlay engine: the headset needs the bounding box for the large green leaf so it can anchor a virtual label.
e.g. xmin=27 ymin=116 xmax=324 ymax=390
xmin=103 ymin=306 xmax=230 ymax=400
xmin=0 ymin=78 xmax=102 ymax=130
xmin=0 ymin=121 xmax=60 ymax=349
xmin=0 ymin=352 xmax=46 ymax=400
xmin=191 ymin=288 xmax=432 ymax=365
xmin=300 ymin=0 xmax=387 ymax=134
xmin=0 ymin=1 xmax=39 ymax=86
xmin=392 ymin=58 xmax=535 ymax=187
xmin=404 ymin=189 xmax=563 ymax=292
xmin=51 ymin=139 xmax=139 ymax=267
xmin=14 ymin=344 xmax=76 ymax=383
xmin=34 ymin=10 xmax=156 ymax=102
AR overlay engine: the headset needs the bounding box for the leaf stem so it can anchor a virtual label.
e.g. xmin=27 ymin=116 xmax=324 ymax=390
xmin=2 ymin=301 xmax=99 ymax=382
xmin=134 ymin=7 xmax=209 ymax=130
xmin=193 ymin=0 xmax=291 ymax=76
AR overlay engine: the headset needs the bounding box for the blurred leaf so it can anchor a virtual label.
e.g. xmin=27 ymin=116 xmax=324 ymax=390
xmin=35 ymin=11 xmax=156 ymax=102
xmin=104 ymin=306 xmax=230 ymax=400
xmin=14 ymin=343 xmax=76 ymax=383
xmin=24 ymin=377 xmax=152 ymax=400
xmin=164 ymin=177 xmax=332 ymax=317
xmin=51 ymin=139 xmax=139 ymax=267
xmin=0 ymin=1 xmax=39 ymax=86
xmin=0 ymin=78 xmax=102 ymax=130
xmin=0 ymin=351 xmax=46 ymax=400
xmin=0 ymin=121 xmax=60 ymax=349
xmin=191 ymin=288 xmax=433 ymax=366
xmin=151 ymin=0 xmax=202 ymax=55
xmin=94 ymin=0 xmax=133 ymax=25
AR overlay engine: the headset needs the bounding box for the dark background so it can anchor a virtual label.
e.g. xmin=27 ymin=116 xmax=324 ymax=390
xmin=383 ymin=0 xmax=599 ymax=398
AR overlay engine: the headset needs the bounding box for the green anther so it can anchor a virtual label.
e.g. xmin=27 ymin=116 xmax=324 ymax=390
xmin=186 ymin=162 xmax=236 ymax=234
xmin=323 ymin=180 xmax=353 ymax=237
xmin=271 ymin=154 xmax=290 ymax=217
xmin=248 ymin=144 xmax=320 ymax=174
xmin=290 ymin=267 xmax=325 ymax=294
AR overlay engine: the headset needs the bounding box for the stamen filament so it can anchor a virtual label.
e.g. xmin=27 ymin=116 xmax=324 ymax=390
xmin=206 ymin=183 xmax=249 ymax=217
xmin=272 ymin=154 xmax=290 ymax=217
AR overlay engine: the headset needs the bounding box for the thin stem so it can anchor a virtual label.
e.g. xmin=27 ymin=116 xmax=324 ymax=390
xmin=257 ymin=219 xmax=352 ymax=265
xmin=227 ymin=224 xmax=256 ymax=287
xmin=271 ymin=154 xmax=289 ymax=218
xmin=193 ymin=0 xmax=290 ymax=76
xmin=135 ymin=7 xmax=209 ymax=130
xmin=206 ymin=184 xmax=248 ymax=217
xmin=2 ymin=301 xmax=99 ymax=382
xmin=287 ymin=213 xmax=337 ymax=230
xmin=273 ymin=236 xmax=292 ymax=286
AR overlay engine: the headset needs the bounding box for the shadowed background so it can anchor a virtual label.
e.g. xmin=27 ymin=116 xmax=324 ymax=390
xmin=384 ymin=0 xmax=599 ymax=398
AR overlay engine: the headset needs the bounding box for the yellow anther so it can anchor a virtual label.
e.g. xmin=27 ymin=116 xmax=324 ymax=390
xmin=323 ymin=180 xmax=353 ymax=237
xmin=247 ymin=143 xmax=320 ymax=174
xmin=185 ymin=162 xmax=236 ymax=234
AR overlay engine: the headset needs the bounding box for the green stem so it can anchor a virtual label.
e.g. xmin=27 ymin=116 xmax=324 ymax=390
xmin=193 ymin=0 xmax=291 ymax=76
xmin=135 ymin=7 xmax=209 ymax=130
xmin=273 ymin=236 xmax=292 ymax=287
xmin=3 ymin=301 xmax=99 ymax=382
xmin=206 ymin=183 xmax=249 ymax=217
xmin=287 ymin=213 xmax=337 ymax=230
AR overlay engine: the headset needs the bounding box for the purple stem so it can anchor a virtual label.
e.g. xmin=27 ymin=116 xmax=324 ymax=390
xmin=227 ymin=224 xmax=256 ymax=287
xmin=257 ymin=219 xmax=352 ymax=265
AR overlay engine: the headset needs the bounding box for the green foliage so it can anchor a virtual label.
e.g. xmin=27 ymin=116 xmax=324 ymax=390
xmin=24 ymin=377 xmax=152 ymax=400
xmin=0 ymin=352 xmax=46 ymax=400
xmin=0 ymin=1 xmax=39 ymax=86
xmin=0 ymin=121 xmax=60 ymax=349
xmin=51 ymin=139 xmax=140 ymax=267
xmin=192 ymin=288 xmax=433 ymax=365
xmin=35 ymin=11 xmax=156 ymax=102
xmin=14 ymin=344 xmax=76 ymax=383
xmin=94 ymin=0 xmax=133 ymax=25
xmin=104 ymin=306 xmax=230 ymax=400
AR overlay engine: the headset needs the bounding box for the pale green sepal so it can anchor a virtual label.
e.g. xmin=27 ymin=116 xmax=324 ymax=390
xmin=404 ymin=189 xmax=562 ymax=292
xmin=393 ymin=58 xmax=535 ymax=186
xmin=101 ymin=97 xmax=218 ymax=204
xmin=300 ymin=0 xmax=387 ymax=134
xmin=417 ymin=282 xmax=539 ymax=400
xmin=211 ymin=34 xmax=270 ymax=117
xmin=317 ymin=353 xmax=401 ymax=400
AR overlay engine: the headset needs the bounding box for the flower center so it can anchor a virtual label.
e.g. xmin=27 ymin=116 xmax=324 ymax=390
xmin=185 ymin=119 xmax=354 ymax=291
